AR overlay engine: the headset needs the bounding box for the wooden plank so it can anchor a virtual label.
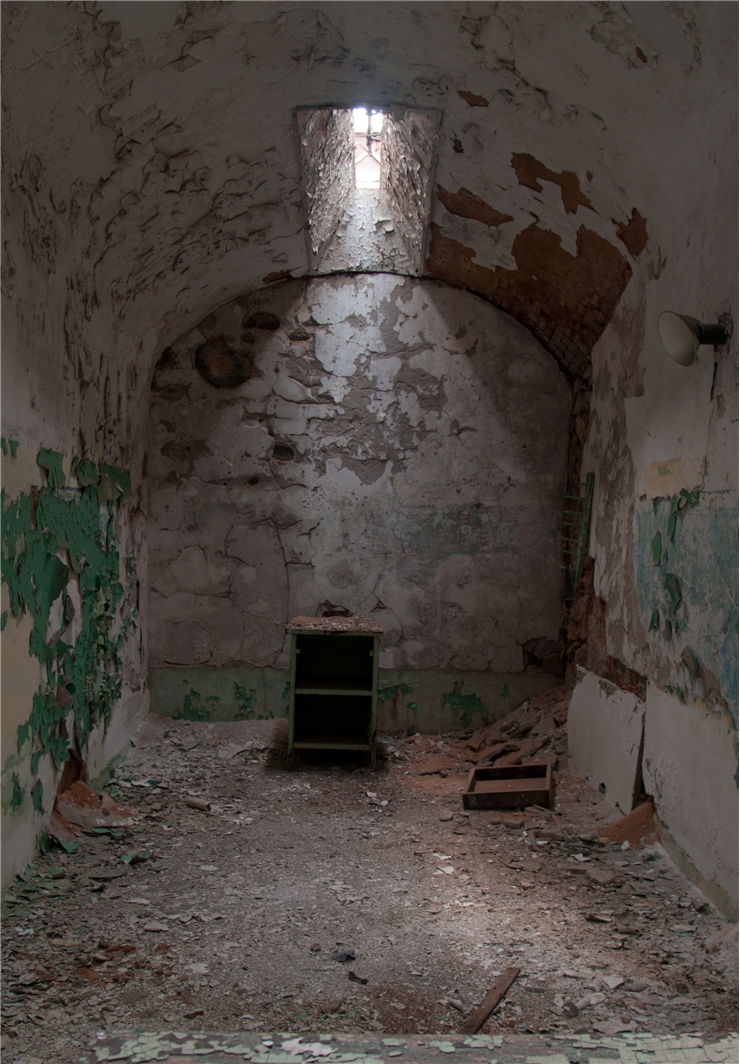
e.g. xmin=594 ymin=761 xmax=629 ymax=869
xmin=460 ymin=967 xmax=520 ymax=1034
xmin=464 ymin=789 xmax=550 ymax=810
xmin=474 ymin=778 xmax=549 ymax=794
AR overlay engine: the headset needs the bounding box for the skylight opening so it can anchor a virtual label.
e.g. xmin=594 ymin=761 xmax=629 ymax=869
xmin=353 ymin=106 xmax=384 ymax=190
xmin=296 ymin=104 xmax=441 ymax=275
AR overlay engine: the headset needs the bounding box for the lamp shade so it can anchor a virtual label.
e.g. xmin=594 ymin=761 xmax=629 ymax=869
xmin=658 ymin=312 xmax=729 ymax=366
xmin=657 ymin=312 xmax=702 ymax=365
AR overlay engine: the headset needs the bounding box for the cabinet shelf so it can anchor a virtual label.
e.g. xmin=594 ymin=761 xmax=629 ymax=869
xmin=295 ymin=681 xmax=373 ymax=695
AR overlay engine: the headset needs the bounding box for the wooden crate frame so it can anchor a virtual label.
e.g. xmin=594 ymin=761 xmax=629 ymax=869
xmin=463 ymin=762 xmax=553 ymax=810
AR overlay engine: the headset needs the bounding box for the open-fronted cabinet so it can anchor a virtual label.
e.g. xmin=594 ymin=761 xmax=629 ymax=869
xmin=287 ymin=617 xmax=383 ymax=768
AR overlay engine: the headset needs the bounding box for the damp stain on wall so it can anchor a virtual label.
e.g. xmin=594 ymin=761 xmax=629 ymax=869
xmin=1 ymin=443 xmax=137 ymax=814
xmin=442 ymin=680 xmax=487 ymax=727
xmin=636 ymin=491 xmax=738 ymax=720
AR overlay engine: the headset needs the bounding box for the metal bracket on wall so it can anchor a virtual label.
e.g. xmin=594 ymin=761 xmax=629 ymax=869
xmin=561 ymin=472 xmax=595 ymax=601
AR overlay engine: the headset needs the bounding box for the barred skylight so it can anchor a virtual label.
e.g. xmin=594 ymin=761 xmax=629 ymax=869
xmin=296 ymin=104 xmax=441 ymax=276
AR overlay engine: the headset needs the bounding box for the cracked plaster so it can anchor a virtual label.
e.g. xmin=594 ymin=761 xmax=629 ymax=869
xmin=148 ymin=275 xmax=570 ymax=675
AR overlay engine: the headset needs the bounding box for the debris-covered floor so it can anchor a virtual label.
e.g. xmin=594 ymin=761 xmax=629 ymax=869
xmin=2 ymin=692 xmax=738 ymax=1064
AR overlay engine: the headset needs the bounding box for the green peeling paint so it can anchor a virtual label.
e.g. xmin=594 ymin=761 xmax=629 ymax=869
xmin=10 ymin=773 xmax=24 ymax=809
xmin=36 ymin=448 xmax=66 ymax=488
xmin=233 ymin=682 xmax=255 ymax=719
xmin=666 ymin=684 xmax=685 ymax=702
xmin=638 ymin=486 xmax=739 ymax=718
xmin=31 ymin=779 xmax=43 ymax=811
xmin=172 ymin=682 xmax=277 ymax=722
xmin=173 ymin=687 xmax=219 ymax=722
xmin=233 ymin=681 xmax=274 ymax=720
xmin=70 ymin=457 xmax=100 ymax=487
xmin=280 ymin=680 xmax=291 ymax=717
xmin=152 ymin=665 xmax=558 ymax=732
xmin=442 ymin=680 xmax=486 ymax=726
xmin=1 ymin=437 xmax=19 ymax=458
xmin=377 ymin=682 xmax=414 ymax=702
xmin=644 ymin=490 xmax=703 ymax=645
xmin=2 ymin=448 xmax=136 ymax=790
xmin=98 ymin=463 xmax=131 ymax=501
xmin=664 ymin=572 xmax=682 ymax=616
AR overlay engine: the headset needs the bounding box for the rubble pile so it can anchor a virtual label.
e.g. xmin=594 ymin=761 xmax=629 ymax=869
xmin=2 ymin=709 xmax=737 ymax=1064
xmin=393 ymin=685 xmax=569 ymax=778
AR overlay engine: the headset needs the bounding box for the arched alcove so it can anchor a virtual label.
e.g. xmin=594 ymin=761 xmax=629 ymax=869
xmin=147 ymin=275 xmax=571 ymax=728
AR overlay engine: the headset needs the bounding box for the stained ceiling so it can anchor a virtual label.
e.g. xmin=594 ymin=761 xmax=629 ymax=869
xmin=2 ymin=2 xmax=734 ymax=452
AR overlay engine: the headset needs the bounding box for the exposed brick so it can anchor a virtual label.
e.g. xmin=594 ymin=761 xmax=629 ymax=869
xmin=615 ymin=207 xmax=648 ymax=258
xmin=437 ymin=186 xmax=513 ymax=228
xmin=458 ymin=89 xmax=489 ymax=107
xmin=427 ymin=221 xmax=631 ymax=376
xmin=512 ymin=152 xmax=592 ymax=214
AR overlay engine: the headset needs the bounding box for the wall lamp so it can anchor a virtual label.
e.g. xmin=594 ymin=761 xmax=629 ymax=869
xmin=657 ymin=311 xmax=730 ymax=366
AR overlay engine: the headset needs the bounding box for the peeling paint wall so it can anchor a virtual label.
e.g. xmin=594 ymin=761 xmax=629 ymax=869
xmin=2 ymin=1 xmax=683 ymax=391
xmin=573 ymin=4 xmax=738 ymax=911
xmin=297 ymin=108 xmax=354 ymax=268
xmin=578 ymin=280 xmax=738 ymax=910
xmin=150 ymin=664 xmax=559 ymax=735
xmin=1 ymin=444 xmax=148 ymax=885
xmin=383 ymin=107 xmax=440 ymax=268
xmin=148 ymin=274 xmax=571 ymax=716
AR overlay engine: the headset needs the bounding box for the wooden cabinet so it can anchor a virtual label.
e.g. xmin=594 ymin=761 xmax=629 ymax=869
xmin=287 ymin=617 xmax=382 ymax=768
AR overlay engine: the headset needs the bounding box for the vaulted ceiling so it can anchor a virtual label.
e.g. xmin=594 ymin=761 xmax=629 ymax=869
xmin=2 ymin=2 xmax=734 ymax=453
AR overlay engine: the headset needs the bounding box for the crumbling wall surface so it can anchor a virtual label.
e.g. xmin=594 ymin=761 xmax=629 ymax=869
xmin=1 ymin=443 xmax=147 ymax=885
xmin=5 ymin=1 xmax=728 ymax=389
xmin=383 ymin=108 xmax=441 ymax=268
xmin=584 ymin=214 xmax=738 ymax=690
xmin=578 ymin=55 xmax=738 ymax=911
xmin=297 ymin=108 xmax=354 ymax=268
xmin=317 ymin=189 xmax=418 ymax=275
xmin=148 ymin=274 xmax=571 ymax=681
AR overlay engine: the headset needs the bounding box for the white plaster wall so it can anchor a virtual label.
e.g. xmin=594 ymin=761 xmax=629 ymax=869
xmin=642 ymin=684 xmax=738 ymax=918
xmin=567 ymin=667 xmax=645 ymax=815
xmin=148 ymin=276 xmax=571 ymax=675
